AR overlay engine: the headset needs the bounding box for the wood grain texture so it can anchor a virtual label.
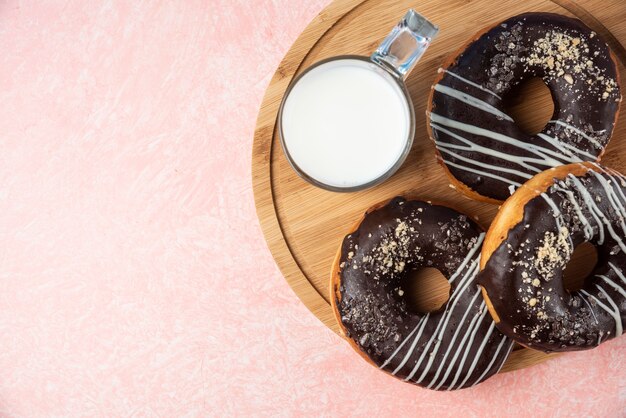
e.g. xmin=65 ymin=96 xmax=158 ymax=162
xmin=252 ymin=0 xmax=626 ymax=374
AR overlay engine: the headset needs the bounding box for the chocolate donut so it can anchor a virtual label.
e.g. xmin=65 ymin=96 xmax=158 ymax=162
xmin=479 ymin=162 xmax=626 ymax=352
xmin=427 ymin=12 xmax=621 ymax=203
xmin=331 ymin=197 xmax=513 ymax=390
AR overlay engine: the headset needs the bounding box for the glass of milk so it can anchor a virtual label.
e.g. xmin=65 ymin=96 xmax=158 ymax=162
xmin=279 ymin=9 xmax=438 ymax=192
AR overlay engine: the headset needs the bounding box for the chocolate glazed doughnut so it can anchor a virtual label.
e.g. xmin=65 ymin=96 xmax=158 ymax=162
xmin=479 ymin=162 xmax=626 ymax=352
xmin=427 ymin=12 xmax=621 ymax=203
xmin=331 ymin=197 xmax=513 ymax=390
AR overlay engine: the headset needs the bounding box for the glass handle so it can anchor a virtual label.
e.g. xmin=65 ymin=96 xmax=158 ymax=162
xmin=371 ymin=9 xmax=439 ymax=79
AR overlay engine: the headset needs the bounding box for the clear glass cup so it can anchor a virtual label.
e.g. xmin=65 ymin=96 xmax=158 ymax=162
xmin=278 ymin=9 xmax=438 ymax=192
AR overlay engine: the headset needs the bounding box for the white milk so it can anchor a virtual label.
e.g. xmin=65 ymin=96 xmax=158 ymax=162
xmin=280 ymin=59 xmax=412 ymax=189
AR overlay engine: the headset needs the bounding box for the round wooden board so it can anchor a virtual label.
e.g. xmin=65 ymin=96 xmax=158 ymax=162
xmin=252 ymin=0 xmax=626 ymax=374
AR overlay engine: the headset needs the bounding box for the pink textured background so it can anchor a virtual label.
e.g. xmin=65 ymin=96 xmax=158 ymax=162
xmin=0 ymin=0 xmax=624 ymax=416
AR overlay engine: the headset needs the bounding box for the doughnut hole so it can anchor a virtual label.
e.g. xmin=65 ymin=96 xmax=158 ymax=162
xmin=405 ymin=267 xmax=451 ymax=314
xmin=562 ymin=242 xmax=599 ymax=292
xmin=503 ymin=77 xmax=554 ymax=135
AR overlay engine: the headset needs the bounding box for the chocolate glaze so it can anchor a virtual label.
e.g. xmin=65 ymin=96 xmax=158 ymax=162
xmin=335 ymin=197 xmax=512 ymax=390
xmin=430 ymin=13 xmax=621 ymax=201
xmin=479 ymin=164 xmax=626 ymax=352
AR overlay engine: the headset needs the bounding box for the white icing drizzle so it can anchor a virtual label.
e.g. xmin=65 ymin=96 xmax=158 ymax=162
xmin=415 ymin=296 xmax=486 ymax=385
xmin=426 ymin=290 xmax=483 ymax=389
xmin=389 ymin=258 xmax=480 ymax=375
xmin=540 ymin=192 xmax=574 ymax=249
xmin=542 ymin=196 xmax=565 ymax=246
xmin=548 ymin=120 xmax=604 ymax=149
xmin=379 ymin=315 xmax=425 ymax=369
xmin=579 ymin=292 xmax=599 ymax=325
xmin=595 ymin=285 xmax=623 ymax=336
xmin=448 ymin=232 xmax=485 ymax=283
xmin=455 ymin=319 xmax=498 ymax=389
xmin=402 ymin=261 xmax=481 ymax=381
xmin=505 ymin=166 xmax=626 ymax=348
xmin=390 ymin=314 xmax=430 ymax=374
xmin=559 ymin=188 xmax=594 ymax=240
xmin=378 ymin=233 xmax=508 ymax=389
xmin=596 ymin=275 xmax=626 ymax=298
xmin=608 ymin=262 xmax=626 ymax=285
xmin=588 ymin=171 xmax=626 ymax=235
xmin=565 ymin=174 xmax=626 ymax=253
xmin=413 ymin=296 xmax=486 ymax=386
xmin=431 ymin=63 xmax=611 ymax=196
xmin=446 ymin=308 xmax=490 ymax=389
xmin=437 ymin=146 xmax=533 ymax=180
xmin=580 ymin=289 xmax=621 ymax=336
xmin=561 ymin=175 xmax=606 ymax=244
xmin=435 ymin=304 xmax=488 ymax=390
xmin=430 ymin=113 xmax=568 ymax=166
xmin=432 ymin=124 xmax=546 ymax=172
xmin=541 ymin=192 xmax=562 ymax=219
xmin=433 ymin=84 xmax=513 ymax=121
xmin=549 ymin=167 xmax=626 ymax=338
xmin=605 ymin=171 xmax=626 ymax=217
xmin=379 ymin=316 xmax=424 ymax=369
xmin=387 ymin=258 xmax=480 ymax=373
xmin=470 ymin=336 xmax=512 ymax=387
xmin=438 ymin=69 xmax=503 ymax=100
xmin=537 ymin=133 xmax=595 ymax=160
xmin=437 ymin=306 xmax=490 ymax=390
xmin=441 ymin=158 xmax=522 ymax=188
xmin=428 ymin=113 xmax=590 ymax=192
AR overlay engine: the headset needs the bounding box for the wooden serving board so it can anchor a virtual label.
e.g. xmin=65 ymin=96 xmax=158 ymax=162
xmin=252 ymin=0 xmax=626 ymax=373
